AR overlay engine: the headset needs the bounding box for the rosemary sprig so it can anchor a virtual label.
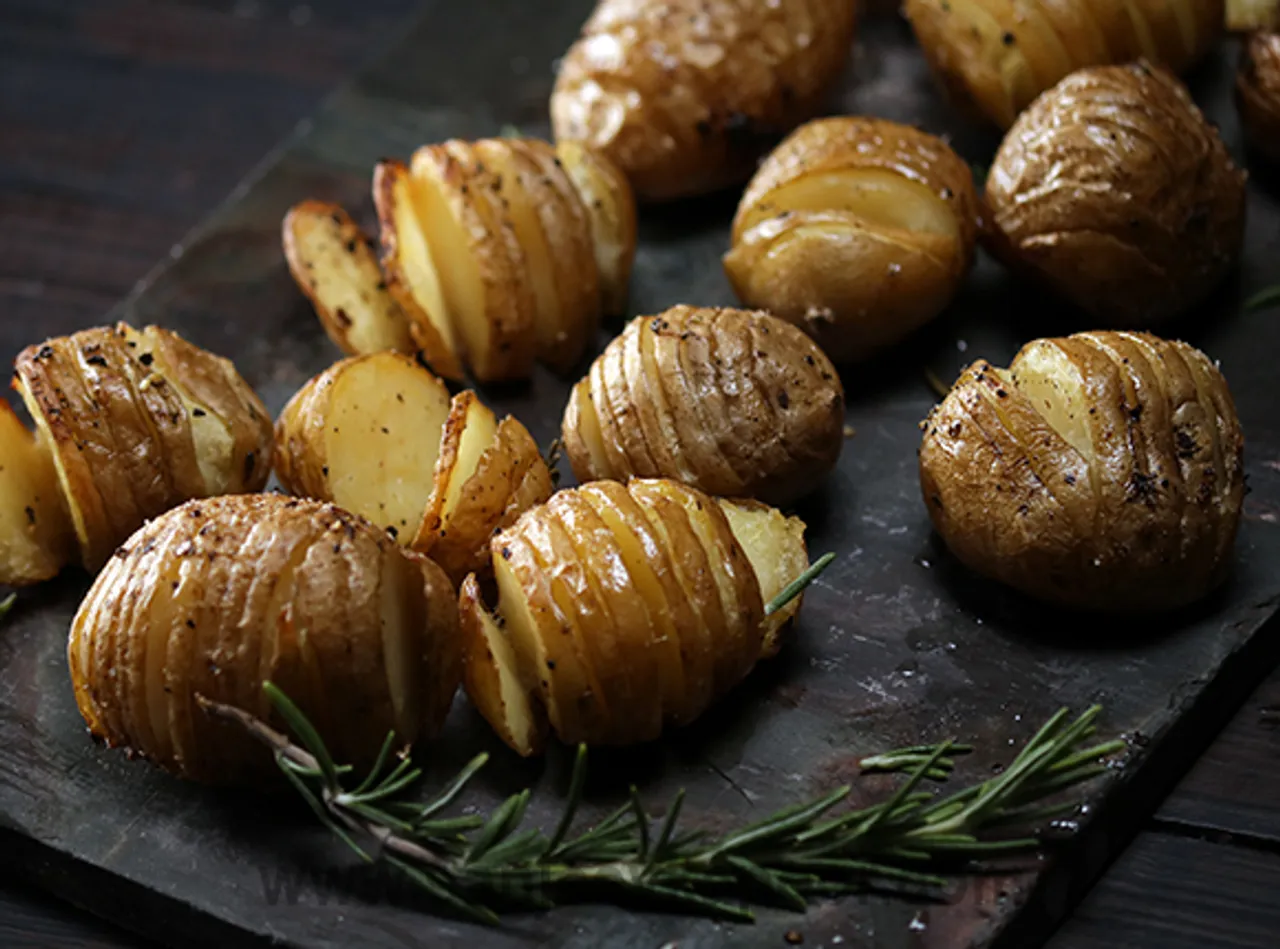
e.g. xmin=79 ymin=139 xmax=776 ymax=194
xmin=1244 ymin=284 xmax=1280 ymax=312
xmin=201 ymin=688 xmax=1124 ymax=924
xmin=0 ymin=593 xmax=14 ymax=623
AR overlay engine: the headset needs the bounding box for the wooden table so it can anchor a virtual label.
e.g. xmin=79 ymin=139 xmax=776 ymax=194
xmin=2 ymin=3 xmax=1278 ymax=947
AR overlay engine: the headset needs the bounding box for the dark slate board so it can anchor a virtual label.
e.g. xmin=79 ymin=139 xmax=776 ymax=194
xmin=3 ymin=3 xmax=1280 ymax=948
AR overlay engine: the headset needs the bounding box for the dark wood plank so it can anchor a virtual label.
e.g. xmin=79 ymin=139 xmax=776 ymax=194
xmin=0 ymin=876 xmax=150 ymax=949
xmin=1047 ymin=832 xmax=1280 ymax=949
xmin=0 ymin=0 xmax=419 ymax=347
xmin=1155 ymin=663 xmax=1280 ymax=844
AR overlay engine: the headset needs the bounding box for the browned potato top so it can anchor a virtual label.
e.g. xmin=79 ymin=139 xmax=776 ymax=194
xmin=1238 ymin=32 xmax=1280 ymax=162
xmin=552 ymin=0 xmax=858 ymax=201
xmin=986 ymin=63 xmax=1246 ymax=326
xmin=13 ymin=323 xmax=273 ymax=571
xmin=69 ymin=494 xmax=460 ymax=785
xmin=562 ymin=305 xmax=845 ymax=505
xmin=919 ymin=331 xmax=1245 ymax=612
xmin=905 ymin=0 xmax=1224 ymax=128
xmin=726 ymin=116 xmax=978 ymax=363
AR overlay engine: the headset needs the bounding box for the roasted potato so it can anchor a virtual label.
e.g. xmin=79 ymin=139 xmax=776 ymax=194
xmin=985 ymin=63 xmax=1247 ymax=326
xmin=551 ymin=0 xmax=859 ymax=202
xmin=68 ymin=495 xmax=460 ymax=784
xmin=919 ymin=331 xmax=1245 ymax=612
xmin=369 ymin=137 xmax=636 ymax=382
xmin=0 ymin=323 xmax=272 ymax=582
xmin=461 ymin=479 xmax=810 ymax=754
xmin=562 ymin=306 xmax=845 ymax=506
xmin=1238 ymin=32 xmax=1280 ymax=162
xmin=904 ymin=0 xmax=1224 ymax=129
xmin=724 ymin=117 xmax=978 ymax=363
xmin=1230 ymin=0 xmax=1280 ymax=31
xmin=274 ymin=352 xmax=553 ymax=585
xmin=282 ymin=201 xmax=416 ymax=358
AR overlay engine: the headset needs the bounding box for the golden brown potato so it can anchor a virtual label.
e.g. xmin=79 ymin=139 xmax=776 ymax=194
xmin=68 ymin=495 xmax=460 ymax=785
xmin=918 ymin=331 xmax=1245 ymax=612
xmin=1238 ymin=32 xmax=1280 ymax=162
xmin=2 ymin=323 xmax=272 ymax=580
xmin=462 ymin=479 xmax=810 ymax=754
xmin=1229 ymin=0 xmax=1280 ymax=31
xmin=724 ymin=117 xmax=978 ymax=363
xmin=554 ymin=140 xmax=638 ymax=317
xmin=0 ymin=400 xmax=72 ymax=585
xmin=281 ymin=200 xmax=416 ymax=358
xmin=985 ymin=63 xmax=1247 ymax=326
xmin=551 ymin=0 xmax=859 ymax=202
xmin=562 ymin=306 xmax=845 ymax=506
xmin=904 ymin=0 xmax=1224 ymax=129
xmin=274 ymin=352 xmax=553 ymax=585
xmin=367 ymin=138 xmax=636 ymax=382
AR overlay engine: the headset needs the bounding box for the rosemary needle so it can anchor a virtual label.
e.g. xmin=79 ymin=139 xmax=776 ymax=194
xmin=203 ymin=688 xmax=1124 ymax=925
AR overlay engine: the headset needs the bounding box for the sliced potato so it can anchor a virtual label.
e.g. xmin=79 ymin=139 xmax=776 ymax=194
xmin=556 ymin=140 xmax=638 ymax=317
xmin=0 ymin=400 xmax=73 ymax=585
xmin=717 ymin=499 xmax=809 ymax=656
xmin=373 ymin=160 xmax=465 ymax=381
xmin=410 ymin=144 xmax=537 ymax=382
xmin=275 ymin=352 xmax=452 ymax=541
xmin=460 ymin=574 xmax=547 ymax=756
xmin=1229 ymin=0 xmax=1280 ymax=30
xmin=282 ymin=200 xmax=416 ymax=358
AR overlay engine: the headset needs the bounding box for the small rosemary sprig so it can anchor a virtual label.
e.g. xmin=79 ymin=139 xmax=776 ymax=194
xmin=0 ymin=594 xmax=15 ymax=623
xmin=1244 ymin=284 xmax=1280 ymax=312
xmin=201 ymin=687 xmax=1124 ymax=925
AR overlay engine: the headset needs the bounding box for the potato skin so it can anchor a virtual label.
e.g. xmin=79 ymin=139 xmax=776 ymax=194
xmin=725 ymin=117 xmax=978 ymax=363
xmin=464 ymin=479 xmax=810 ymax=751
xmin=985 ymin=63 xmax=1246 ymax=327
xmin=562 ymin=306 xmax=845 ymax=505
xmin=68 ymin=495 xmax=460 ymax=785
xmin=918 ymin=331 xmax=1245 ymax=612
xmin=1238 ymin=32 xmax=1280 ymax=163
xmin=13 ymin=323 xmax=272 ymax=572
xmin=904 ymin=0 xmax=1224 ymax=129
xmin=551 ymin=0 xmax=858 ymax=201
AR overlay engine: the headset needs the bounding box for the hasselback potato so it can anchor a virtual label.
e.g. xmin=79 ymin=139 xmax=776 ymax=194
xmin=274 ymin=352 xmax=553 ymax=585
xmin=562 ymin=306 xmax=845 ymax=506
xmin=919 ymin=331 xmax=1245 ymax=612
xmin=1238 ymin=32 xmax=1280 ymax=162
xmin=462 ymin=479 xmax=809 ymax=754
xmin=68 ymin=495 xmax=460 ymax=784
xmin=551 ymin=0 xmax=859 ymax=202
xmin=985 ymin=63 xmax=1246 ymax=327
xmin=1 ymin=323 xmax=272 ymax=583
xmin=904 ymin=0 xmax=1224 ymax=128
xmin=371 ymin=137 xmax=635 ymax=381
xmin=724 ymin=117 xmax=978 ymax=363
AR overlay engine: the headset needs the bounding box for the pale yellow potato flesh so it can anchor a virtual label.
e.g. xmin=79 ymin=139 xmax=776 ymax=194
xmin=282 ymin=200 xmax=415 ymax=357
xmin=322 ymin=356 xmax=452 ymax=539
xmin=717 ymin=499 xmax=810 ymax=656
xmin=0 ymin=401 xmax=72 ymax=585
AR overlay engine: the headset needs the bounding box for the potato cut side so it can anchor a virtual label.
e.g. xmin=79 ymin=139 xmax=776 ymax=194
xmin=414 ymin=392 xmax=499 ymax=550
xmin=373 ymin=160 xmax=465 ymax=381
xmin=462 ymin=570 xmax=548 ymax=757
xmin=717 ymin=499 xmax=809 ymax=656
xmin=562 ymin=379 xmax=614 ymax=481
xmin=0 ymin=401 xmax=71 ymax=584
xmin=739 ymin=169 xmax=960 ymax=241
xmin=282 ymin=201 xmax=415 ymax=358
xmin=378 ymin=547 xmax=431 ymax=736
xmin=322 ymin=353 xmax=452 ymax=540
xmin=1010 ymin=341 xmax=1095 ymax=461
xmin=556 ymin=140 xmax=637 ymax=317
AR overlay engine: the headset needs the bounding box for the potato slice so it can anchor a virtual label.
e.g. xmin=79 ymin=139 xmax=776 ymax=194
xmin=717 ymin=499 xmax=809 ymax=656
xmin=0 ymin=401 xmax=71 ymax=584
xmin=461 ymin=573 xmax=548 ymax=756
xmin=1229 ymin=0 xmax=1280 ymax=30
xmin=413 ymin=392 xmax=498 ymax=551
xmin=282 ymin=200 xmax=415 ymax=358
xmin=373 ymin=160 xmax=465 ymax=381
xmin=275 ymin=352 xmax=452 ymax=541
xmin=410 ymin=144 xmax=536 ymax=382
xmin=555 ymin=140 xmax=637 ymax=317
